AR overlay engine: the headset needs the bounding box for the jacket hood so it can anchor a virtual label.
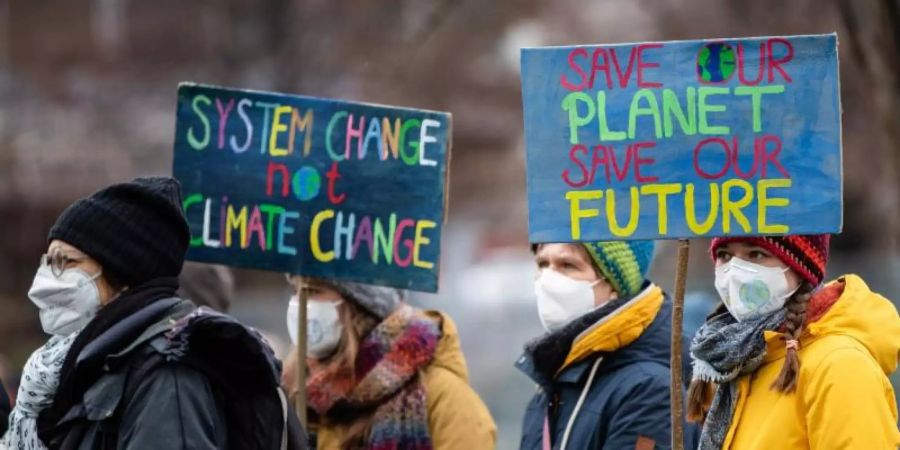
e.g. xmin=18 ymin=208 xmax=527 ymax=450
xmin=425 ymin=310 xmax=469 ymax=381
xmin=764 ymin=274 xmax=900 ymax=374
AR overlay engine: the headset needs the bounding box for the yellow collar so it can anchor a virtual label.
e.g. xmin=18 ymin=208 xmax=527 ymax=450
xmin=560 ymin=284 xmax=665 ymax=372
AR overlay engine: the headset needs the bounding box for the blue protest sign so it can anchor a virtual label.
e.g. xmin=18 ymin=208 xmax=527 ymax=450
xmin=521 ymin=34 xmax=842 ymax=242
xmin=172 ymin=83 xmax=450 ymax=292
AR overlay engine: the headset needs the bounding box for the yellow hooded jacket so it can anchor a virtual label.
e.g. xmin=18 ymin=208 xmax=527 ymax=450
xmin=316 ymin=311 xmax=496 ymax=449
xmin=724 ymin=275 xmax=900 ymax=449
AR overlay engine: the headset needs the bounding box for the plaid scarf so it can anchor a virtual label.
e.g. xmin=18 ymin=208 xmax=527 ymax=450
xmin=307 ymin=305 xmax=440 ymax=450
xmin=690 ymin=307 xmax=785 ymax=450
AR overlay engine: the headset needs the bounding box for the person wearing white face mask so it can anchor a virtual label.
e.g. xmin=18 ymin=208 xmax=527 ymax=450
xmin=2 ymin=177 xmax=306 ymax=450
xmin=688 ymin=235 xmax=900 ymax=450
xmin=517 ymin=240 xmax=696 ymax=450
xmin=280 ymin=276 xmax=496 ymax=449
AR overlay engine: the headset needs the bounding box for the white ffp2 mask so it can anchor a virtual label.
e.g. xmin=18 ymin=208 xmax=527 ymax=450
xmin=287 ymin=296 xmax=344 ymax=359
xmin=534 ymin=269 xmax=599 ymax=332
xmin=715 ymin=257 xmax=798 ymax=322
xmin=28 ymin=264 xmax=102 ymax=336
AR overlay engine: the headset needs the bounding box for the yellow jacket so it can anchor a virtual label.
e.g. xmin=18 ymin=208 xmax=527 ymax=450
xmin=724 ymin=275 xmax=900 ymax=449
xmin=316 ymin=311 xmax=496 ymax=449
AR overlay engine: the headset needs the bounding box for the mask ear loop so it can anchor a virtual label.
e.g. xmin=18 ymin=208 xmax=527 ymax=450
xmin=588 ymin=276 xmax=619 ymax=303
xmin=780 ymin=285 xmax=800 ymax=301
xmin=777 ymin=266 xmax=801 ymax=301
xmin=588 ymin=270 xmax=610 ymax=287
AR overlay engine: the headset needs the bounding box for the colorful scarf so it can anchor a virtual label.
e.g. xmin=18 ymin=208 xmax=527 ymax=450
xmin=307 ymin=305 xmax=440 ymax=450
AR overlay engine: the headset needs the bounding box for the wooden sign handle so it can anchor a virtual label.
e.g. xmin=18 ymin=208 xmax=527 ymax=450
xmin=295 ymin=287 xmax=308 ymax=429
xmin=670 ymin=239 xmax=690 ymax=450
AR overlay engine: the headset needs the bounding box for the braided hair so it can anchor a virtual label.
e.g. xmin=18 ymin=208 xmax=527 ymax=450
xmin=771 ymin=282 xmax=814 ymax=392
xmin=686 ymin=376 xmax=715 ymax=423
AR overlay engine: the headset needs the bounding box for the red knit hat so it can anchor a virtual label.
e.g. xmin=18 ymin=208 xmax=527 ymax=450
xmin=709 ymin=235 xmax=830 ymax=286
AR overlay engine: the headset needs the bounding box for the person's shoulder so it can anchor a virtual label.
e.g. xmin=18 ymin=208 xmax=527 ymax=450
xmin=421 ymin=361 xmax=485 ymax=409
xmin=802 ymin=338 xmax=884 ymax=380
xmin=422 ymin=363 xmax=465 ymax=393
xmin=802 ymin=334 xmax=872 ymax=368
xmin=606 ymin=359 xmax=669 ymax=389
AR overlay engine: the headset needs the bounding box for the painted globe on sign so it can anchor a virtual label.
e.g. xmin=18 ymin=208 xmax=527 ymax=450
xmin=292 ymin=166 xmax=321 ymax=201
xmin=739 ymin=279 xmax=772 ymax=311
xmin=697 ymin=42 xmax=736 ymax=83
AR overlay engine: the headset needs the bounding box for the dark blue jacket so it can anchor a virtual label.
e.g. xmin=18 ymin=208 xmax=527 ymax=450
xmin=517 ymin=293 xmax=698 ymax=450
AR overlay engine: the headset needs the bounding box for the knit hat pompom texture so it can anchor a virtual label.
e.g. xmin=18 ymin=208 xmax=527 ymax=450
xmin=49 ymin=177 xmax=191 ymax=287
xmin=709 ymin=235 xmax=830 ymax=286
xmin=581 ymin=240 xmax=655 ymax=298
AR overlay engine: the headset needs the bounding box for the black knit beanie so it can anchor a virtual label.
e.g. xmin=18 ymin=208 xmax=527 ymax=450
xmin=48 ymin=177 xmax=191 ymax=287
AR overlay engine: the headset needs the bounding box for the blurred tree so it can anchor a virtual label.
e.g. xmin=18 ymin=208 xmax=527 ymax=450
xmin=0 ymin=0 xmax=897 ymax=367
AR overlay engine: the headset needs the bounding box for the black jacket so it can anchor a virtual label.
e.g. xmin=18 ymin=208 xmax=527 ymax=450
xmin=0 ymin=377 xmax=10 ymax=436
xmin=38 ymin=297 xmax=306 ymax=450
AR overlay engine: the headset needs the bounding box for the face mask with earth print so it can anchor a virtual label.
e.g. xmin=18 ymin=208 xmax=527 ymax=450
xmin=714 ymin=257 xmax=798 ymax=322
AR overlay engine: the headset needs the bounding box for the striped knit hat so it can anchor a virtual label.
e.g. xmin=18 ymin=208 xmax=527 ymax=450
xmin=709 ymin=235 xmax=830 ymax=286
xmin=581 ymin=240 xmax=656 ymax=298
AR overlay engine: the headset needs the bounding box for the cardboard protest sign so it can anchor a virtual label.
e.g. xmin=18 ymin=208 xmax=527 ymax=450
xmin=173 ymin=83 xmax=451 ymax=292
xmin=521 ymin=34 xmax=842 ymax=242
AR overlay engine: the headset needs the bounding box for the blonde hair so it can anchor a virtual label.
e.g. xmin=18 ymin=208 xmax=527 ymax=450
xmin=318 ymin=299 xmax=379 ymax=381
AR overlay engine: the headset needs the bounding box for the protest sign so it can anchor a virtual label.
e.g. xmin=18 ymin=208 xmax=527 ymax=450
xmin=173 ymin=83 xmax=451 ymax=292
xmin=521 ymin=34 xmax=842 ymax=242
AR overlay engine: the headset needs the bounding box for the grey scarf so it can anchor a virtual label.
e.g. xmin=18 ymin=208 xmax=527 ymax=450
xmin=690 ymin=307 xmax=785 ymax=450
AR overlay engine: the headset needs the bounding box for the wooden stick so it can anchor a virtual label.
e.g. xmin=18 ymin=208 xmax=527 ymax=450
xmin=670 ymin=239 xmax=690 ymax=450
xmin=295 ymin=286 xmax=308 ymax=429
